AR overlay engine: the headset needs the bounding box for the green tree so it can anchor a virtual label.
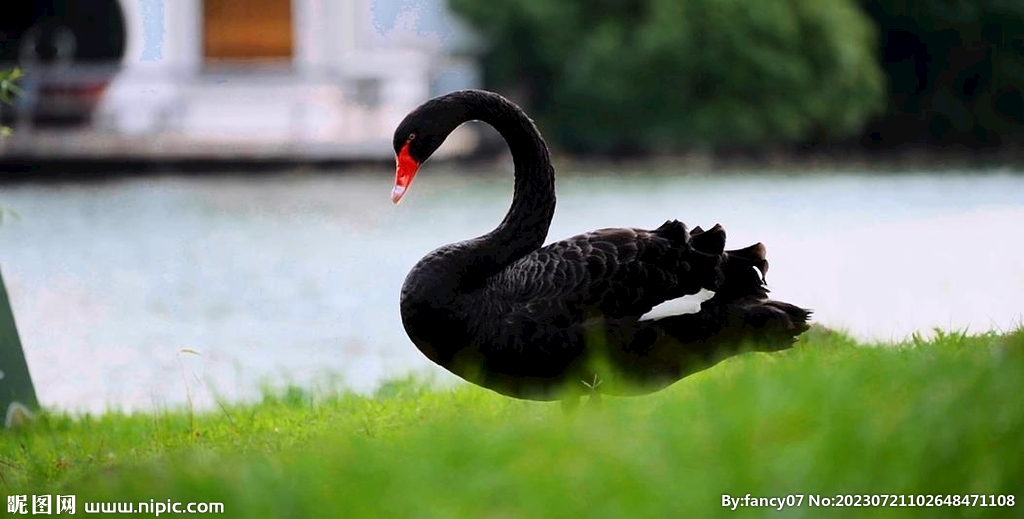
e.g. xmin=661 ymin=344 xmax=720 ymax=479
xmin=451 ymin=0 xmax=885 ymax=153
xmin=860 ymin=0 xmax=1024 ymax=148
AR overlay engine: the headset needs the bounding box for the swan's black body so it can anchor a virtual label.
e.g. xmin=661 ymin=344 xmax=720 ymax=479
xmin=394 ymin=90 xmax=810 ymax=401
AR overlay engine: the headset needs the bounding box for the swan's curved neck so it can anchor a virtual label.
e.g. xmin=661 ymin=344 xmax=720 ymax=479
xmin=403 ymin=92 xmax=556 ymax=302
xmin=471 ymin=100 xmax=556 ymax=268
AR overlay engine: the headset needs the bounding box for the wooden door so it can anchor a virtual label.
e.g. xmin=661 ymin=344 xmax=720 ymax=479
xmin=203 ymin=0 xmax=293 ymax=62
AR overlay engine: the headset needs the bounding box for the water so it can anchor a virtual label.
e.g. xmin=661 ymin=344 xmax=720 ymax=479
xmin=2 ymin=168 xmax=1023 ymax=412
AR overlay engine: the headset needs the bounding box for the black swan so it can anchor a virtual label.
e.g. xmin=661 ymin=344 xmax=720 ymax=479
xmin=391 ymin=90 xmax=810 ymax=404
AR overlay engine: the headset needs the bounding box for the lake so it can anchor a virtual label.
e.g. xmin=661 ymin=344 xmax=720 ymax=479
xmin=2 ymin=167 xmax=1023 ymax=412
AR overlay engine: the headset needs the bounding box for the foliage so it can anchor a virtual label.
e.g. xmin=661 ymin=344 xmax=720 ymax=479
xmin=0 ymin=67 xmax=22 ymax=219
xmin=2 ymin=327 xmax=1022 ymax=517
xmin=0 ymin=67 xmax=23 ymax=137
xmin=450 ymin=0 xmax=885 ymax=153
xmin=860 ymin=0 xmax=1024 ymax=148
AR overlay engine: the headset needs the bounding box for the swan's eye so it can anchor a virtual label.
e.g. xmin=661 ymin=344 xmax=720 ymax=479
xmin=408 ymin=132 xmax=417 ymax=142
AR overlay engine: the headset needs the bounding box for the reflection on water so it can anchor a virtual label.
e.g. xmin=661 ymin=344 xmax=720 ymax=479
xmin=2 ymin=168 xmax=1023 ymax=412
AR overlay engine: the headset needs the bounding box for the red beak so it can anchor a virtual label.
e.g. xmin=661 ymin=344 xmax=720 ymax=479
xmin=392 ymin=142 xmax=420 ymax=204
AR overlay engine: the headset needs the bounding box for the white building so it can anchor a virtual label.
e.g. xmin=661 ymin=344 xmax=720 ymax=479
xmin=96 ymin=0 xmax=482 ymax=159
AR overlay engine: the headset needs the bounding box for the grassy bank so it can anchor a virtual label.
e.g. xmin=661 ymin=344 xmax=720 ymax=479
xmin=2 ymin=327 xmax=1022 ymax=518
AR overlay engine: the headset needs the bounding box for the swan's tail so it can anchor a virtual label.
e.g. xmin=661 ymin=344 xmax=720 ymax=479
xmin=603 ymin=299 xmax=811 ymax=395
xmin=596 ymin=224 xmax=812 ymax=395
xmin=707 ymin=299 xmax=811 ymax=351
xmin=622 ymin=223 xmax=810 ymax=369
xmin=593 ymin=223 xmax=811 ymax=394
xmin=662 ymin=223 xmax=811 ymax=351
xmin=643 ymin=298 xmax=810 ymax=354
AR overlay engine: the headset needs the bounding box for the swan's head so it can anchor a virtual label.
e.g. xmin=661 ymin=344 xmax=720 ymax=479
xmin=391 ymin=91 xmax=481 ymax=203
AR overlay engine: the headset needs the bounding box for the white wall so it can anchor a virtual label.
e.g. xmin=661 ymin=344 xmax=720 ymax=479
xmin=98 ymin=0 xmax=462 ymax=149
xmin=98 ymin=0 xmax=199 ymax=133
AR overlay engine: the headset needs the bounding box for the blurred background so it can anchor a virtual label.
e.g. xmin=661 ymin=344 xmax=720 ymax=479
xmin=1 ymin=0 xmax=1022 ymax=413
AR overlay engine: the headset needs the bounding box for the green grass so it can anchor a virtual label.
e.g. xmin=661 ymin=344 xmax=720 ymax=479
xmin=2 ymin=327 xmax=1022 ymax=518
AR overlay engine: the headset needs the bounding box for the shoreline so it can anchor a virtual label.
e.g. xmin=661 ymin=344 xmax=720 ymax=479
xmin=3 ymin=142 xmax=1024 ymax=182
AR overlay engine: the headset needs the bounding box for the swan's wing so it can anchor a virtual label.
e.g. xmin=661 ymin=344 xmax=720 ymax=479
xmin=491 ymin=220 xmax=722 ymax=325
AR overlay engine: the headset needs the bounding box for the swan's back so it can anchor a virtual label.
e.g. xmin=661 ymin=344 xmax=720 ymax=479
xmin=475 ymin=222 xmax=724 ymax=329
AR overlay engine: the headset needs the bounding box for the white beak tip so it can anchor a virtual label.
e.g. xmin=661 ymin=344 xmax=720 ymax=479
xmin=391 ymin=185 xmax=407 ymax=204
